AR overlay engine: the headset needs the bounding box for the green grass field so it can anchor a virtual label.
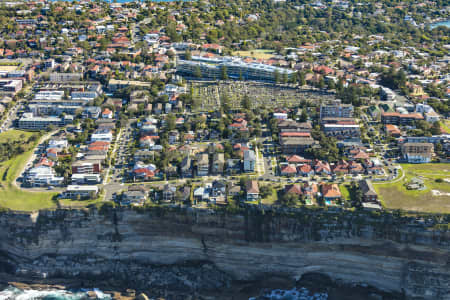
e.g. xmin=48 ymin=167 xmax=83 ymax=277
xmin=374 ymin=163 xmax=450 ymax=213
xmin=0 ymin=129 xmax=34 ymax=143
xmin=233 ymin=49 xmax=275 ymax=60
xmin=0 ymin=131 xmax=58 ymax=211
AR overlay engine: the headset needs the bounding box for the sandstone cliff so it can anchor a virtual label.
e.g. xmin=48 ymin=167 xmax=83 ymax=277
xmin=0 ymin=207 xmax=449 ymax=299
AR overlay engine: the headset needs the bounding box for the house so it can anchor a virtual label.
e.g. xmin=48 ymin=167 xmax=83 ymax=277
xmin=280 ymin=164 xmax=297 ymax=177
xmin=348 ymin=160 xmax=364 ymax=174
xmin=227 ymin=183 xmax=241 ymax=197
xmin=298 ymin=164 xmax=314 ymax=177
xmin=313 ymin=160 xmax=331 ymax=175
xmin=154 ymin=103 xmax=163 ymax=114
xmin=385 ymin=124 xmax=402 ymax=137
xmin=211 ymin=180 xmax=227 ymax=205
xmin=211 ymin=153 xmax=225 ymax=174
xmin=359 ymin=179 xmax=378 ymax=203
xmin=162 ymin=184 xmax=176 ymax=202
xmin=168 ymin=130 xmax=179 ymax=144
xmin=243 ymin=150 xmax=256 ymax=173
xmin=226 ymin=159 xmax=241 ymax=175
xmin=180 ymin=155 xmax=193 ymax=177
xmin=36 ymin=157 xmax=54 ymax=168
xmin=333 ymin=160 xmax=349 ymax=174
xmin=121 ymin=190 xmax=147 ymax=206
xmin=284 ymin=184 xmax=303 ymax=196
xmin=102 ymin=108 xmax=113 ymax=119
xmin=212 ymin=180 xmax=227 ymax=195
xmin=425 ymin=111 xmax=440 ymax=123
xmin=133 ymin=168 xmax=155 ymax=180
xmin=193 ymin=186 xmax=211 ymax=202
xmin=321 ymin=183 xmax=341 ymax=203
xmin=196 ymin=153 xmax=209 ymax=176
xmin=302 ymin=182 xmax=318 ymax=202
xmin=139 ymin=136 xmax=156 ymax=148
xmin=177 ymin=186 xmax=191 ymax=202
xmin=71 ymin=173 xmax=102 ymax=185
xmin=286 ymin=155 xmax=310 ymax=165
xmin=245 ymin=180 xmax=259 ymax=201
xmin=61 ymin=185 xmax=98 ymax=200
xmin=25 ymin=166 xmax=64 ymax=187
xmin=349 ymin=147 xmax=370 ymax=160
xmin=401 ymin=143 xmax=434 ymax=163
xmin=165 ymin=164 xmax=178 ymax=178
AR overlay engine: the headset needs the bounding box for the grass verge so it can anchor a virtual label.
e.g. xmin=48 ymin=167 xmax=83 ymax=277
xmin=373 ymin=163 xmax=450 ymax=213
xmin=0 ymin=131 xmax=58 ymax=211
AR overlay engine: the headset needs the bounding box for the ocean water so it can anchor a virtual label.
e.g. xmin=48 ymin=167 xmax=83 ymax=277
xmin=250 ymin=287 xmax=328 ymax=300
xmin=430 ymin=20 xmax=450 ymax=29
xmin=0 ymin=286 xmax=111 ymax=300
xmin=0 ymin=286 xmax=325 ymax=300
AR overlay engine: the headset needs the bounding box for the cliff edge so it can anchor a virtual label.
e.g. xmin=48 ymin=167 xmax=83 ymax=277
xmin=0 ymin=207 xmax=449 ymax=299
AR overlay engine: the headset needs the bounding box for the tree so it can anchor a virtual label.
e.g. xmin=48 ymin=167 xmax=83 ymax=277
xmin=290 ymin=72 xmax=297 ymax=85
xmin=318 ymin=76 xmax=325 ymax=89
xmin=166 ymin=113 xmax=176 ymax=131
xmin=185 ymin=49 xmax=192 ymax=60
xmin=281 ymin=193 xmax=298 ymax=206
xmin=431 ymin=121 xmax=441 ymax=135
xmin=241 ymin=95 xmax=251 ymax=110
xmin=259 ymin=185 xmax=272 ymax=199
xmin=299 ymin=109 xmax=308 ymax=122
xmin=220 ymin=66 xmax=228 ymax=80
xmin=298 ymin=71 xmax=306 ymax=86
xmin=274 ymin=70 xmax=280 ymax=83
xmin=327 ymin=79 xmax=336 ymax=90
xmin=194 ymin=65 xmax=202 ymax=78
xmin=282 ymin=72 xmax=288 ymax=84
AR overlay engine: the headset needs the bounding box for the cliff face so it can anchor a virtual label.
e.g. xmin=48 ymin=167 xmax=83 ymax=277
xmin=0 ymin=207 xmax=450 ymax=299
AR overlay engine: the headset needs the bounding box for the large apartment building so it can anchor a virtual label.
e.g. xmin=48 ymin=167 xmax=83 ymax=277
xmin=401 ymin=142 xmax=434 ymax=163
xmin=49 ymin=73 xmax=83 ymax=82
xmin=177 ymin=56 xmax=294 ymax=82
xmin=18 ymin=114 xmax=63 ymax=130
xmin=319 ymin=100 xmax=353 ymax=119
xmin=72 ymin=160 xmax=102 ymax=174
xmin=381 ymin=112 xmax=424 ymax=125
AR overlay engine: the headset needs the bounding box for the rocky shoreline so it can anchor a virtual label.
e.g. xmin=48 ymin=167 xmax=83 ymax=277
xmin=0 ymin=271 xmax=408 ymax=300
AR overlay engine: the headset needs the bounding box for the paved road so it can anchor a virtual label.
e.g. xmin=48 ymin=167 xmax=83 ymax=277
xmin=103 ymin=119 xmax=135 ymax=201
